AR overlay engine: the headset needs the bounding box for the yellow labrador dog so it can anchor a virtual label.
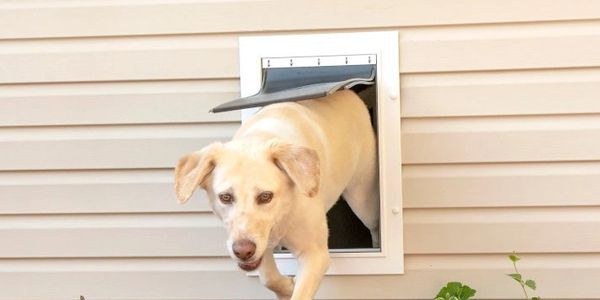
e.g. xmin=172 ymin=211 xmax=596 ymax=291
xmin=174 ymin=90 xmax=379 ymax=300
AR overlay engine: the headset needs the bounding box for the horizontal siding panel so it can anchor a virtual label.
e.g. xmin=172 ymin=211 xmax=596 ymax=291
xmin=0 ymin=170 xmax=211 ymax=214
xmin=402 ymin=73 xmax=600 ymax=117
xmin=404 ymin=162 xmax=600 ymax=208
xmin=3 ymin=32 xmax=600 ymax=84
xmin=0 ymin=123 xmax=239 ymax=170
xmin=0 ymin=213 xmax=227 ymax=258
xmin=404 ymin=207 xmax=600 ymax=254
xmin=6 ymin=161 xmax=600 ymax=213
xmin=7 ymin=67 xmax=600 ymax=126
xmin=402 ymin=64 xmax=600 ymax=87
xmin=401 ymin=34 xmax=600 ymax=73
xmin=0 ymin=48 xmax=239 ymax=84
xmin=2 ymin=208 xmax=598 ymax=258
xmin=402 ymin=115 xmax=600 ymax=164
xmin=4 ymin=67 xmax=600 ymax=126
xmin=1 ymin=0 xmax=600 ymax=39
xmin=0 ymin=254 xmax=598 ymax=299
xmin=0 ymin=257 xmax=239 ymax=272
xmin=0 ymin=80 xmax=240 ymax=126
xmin=22 ymin=160 xmax=600 ymax=212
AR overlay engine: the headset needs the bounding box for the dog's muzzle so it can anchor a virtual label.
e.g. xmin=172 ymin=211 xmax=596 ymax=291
xmin=232 ymin=239 xmax=262 ymax=271
xmin=238 ymin=256 xmax=263 ymax=271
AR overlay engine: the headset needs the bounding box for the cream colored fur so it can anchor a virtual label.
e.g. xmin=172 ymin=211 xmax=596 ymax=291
xmin=175 ymin=90 xmax=379 ymax=300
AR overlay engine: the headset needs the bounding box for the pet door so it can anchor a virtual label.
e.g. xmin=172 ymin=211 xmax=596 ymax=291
xmin=212 ymin=55 xmax=379 ymax=252
xmin=212 ymin=32 xmax=403 ymax=275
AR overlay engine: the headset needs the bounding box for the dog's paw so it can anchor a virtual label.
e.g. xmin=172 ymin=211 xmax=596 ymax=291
xmin=275 ymin=277 xmax=294 ymax=300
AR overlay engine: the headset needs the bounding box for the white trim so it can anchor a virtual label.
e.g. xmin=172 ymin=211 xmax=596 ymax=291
xmin=239 ymin=31 xmax=403 ymax=275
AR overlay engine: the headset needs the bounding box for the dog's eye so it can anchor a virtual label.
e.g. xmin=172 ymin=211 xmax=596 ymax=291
xmin=257 ymin=191 xmax=273 ymax=204
xmin=218 ymin=193 xmax=234 ymax=204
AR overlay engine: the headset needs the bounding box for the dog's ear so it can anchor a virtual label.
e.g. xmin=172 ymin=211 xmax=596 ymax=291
xmin=174 ymin=142 xmax=223 ymax=204
xmin=269 ymin=140 xmax=320 ymax=197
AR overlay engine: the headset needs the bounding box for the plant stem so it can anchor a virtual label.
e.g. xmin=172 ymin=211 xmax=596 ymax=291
xmin=512 ymin=260 xmax=529 ymax=299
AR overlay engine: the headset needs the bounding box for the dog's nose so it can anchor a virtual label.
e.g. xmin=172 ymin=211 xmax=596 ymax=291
xmin=232 ymin=239 xmax=256 ymax=261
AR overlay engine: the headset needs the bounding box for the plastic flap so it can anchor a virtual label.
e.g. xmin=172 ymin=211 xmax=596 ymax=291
xmin=210 ymin=64 xmax=375 ymax=113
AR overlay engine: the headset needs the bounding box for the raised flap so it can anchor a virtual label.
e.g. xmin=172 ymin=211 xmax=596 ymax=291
xmin=210 ymin=64 xmax=375 ymax=113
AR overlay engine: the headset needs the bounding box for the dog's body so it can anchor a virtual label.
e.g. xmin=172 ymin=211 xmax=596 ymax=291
xmin=175 ymin=90 xmax=379 ymax=300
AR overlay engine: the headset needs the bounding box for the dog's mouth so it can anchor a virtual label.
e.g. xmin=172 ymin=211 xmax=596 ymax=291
xmin=238 ymin=257 xmax=263 ymax=271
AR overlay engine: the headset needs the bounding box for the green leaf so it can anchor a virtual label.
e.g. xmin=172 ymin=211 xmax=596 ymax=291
xmin=446 ymin=282 xmax=462 ymax=295
xmin=525 ymin=279 xmax=537 ymax=290
xmin=434 ymin=282 xmax=477 ymax=300
xmin=509 ymin=253 xmax=521 ymax=262
xmin=507 ymin=273 xmax=523 ymax=283
xmin=460 ymin=285 xmax=477 ymax=300
xmin=436 ymin=283 xmax=455 ymax=299
xmin=532 ymin=297 xmax=541 ymax=300
xmin=435 ymin=287 xmax=447 ymax=298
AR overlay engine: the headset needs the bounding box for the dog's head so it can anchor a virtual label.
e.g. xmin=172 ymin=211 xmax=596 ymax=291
xmin=174 ymin=139 xmax=320 ymax=271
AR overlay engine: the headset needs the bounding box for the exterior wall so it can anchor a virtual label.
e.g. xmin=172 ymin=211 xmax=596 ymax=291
xmin=1 ymin=1 xmax=600 ymax=299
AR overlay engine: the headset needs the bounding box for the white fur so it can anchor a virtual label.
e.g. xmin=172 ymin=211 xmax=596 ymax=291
xmin=175 ymin=90 xmax=379 ymax=300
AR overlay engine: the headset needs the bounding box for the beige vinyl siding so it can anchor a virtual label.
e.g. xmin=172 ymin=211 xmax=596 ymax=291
xmin=1 ymin=1 xmax=600 ymax=299
xmin=2 ymin=0 xmax=600 ymax=38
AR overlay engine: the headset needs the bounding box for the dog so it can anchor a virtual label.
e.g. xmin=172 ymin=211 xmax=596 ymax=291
xmin=174 ymin=90 xmax=379 ymax=300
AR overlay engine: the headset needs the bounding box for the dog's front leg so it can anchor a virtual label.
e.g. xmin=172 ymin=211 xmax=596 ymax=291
xmin=258 ymin=248 xmax=294 ymax=300
xmin=290 ymin=246 xmax=330 ymax=300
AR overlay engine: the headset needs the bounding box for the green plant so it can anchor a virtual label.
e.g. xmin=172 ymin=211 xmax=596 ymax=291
xmin=508 ymin=252 xmax=541 ymax=300
xmin=434 ymin=282 xmax=476 ymax=300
